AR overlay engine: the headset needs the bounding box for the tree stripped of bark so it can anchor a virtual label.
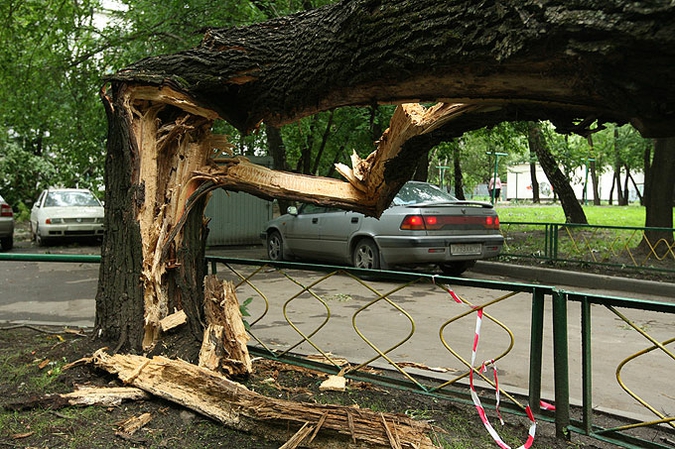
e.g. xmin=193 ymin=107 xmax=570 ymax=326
xmin=88 ymin=349 xmax=441 ymax=449
xmin=96 ymin=0 xmax=675 ymax=367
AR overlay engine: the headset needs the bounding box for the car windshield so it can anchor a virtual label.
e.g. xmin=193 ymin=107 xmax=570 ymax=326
xmin=392 ymin=183 xmax=458 ymax=206
xmin=44 ymin=191 xmax=100 ymax=207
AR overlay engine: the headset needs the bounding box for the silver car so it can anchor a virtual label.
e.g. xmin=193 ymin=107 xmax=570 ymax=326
xmin=30 ymin=188 xmax=105 ymax=246
xmin=261 ymin=181 xmax=503 ymax=275
xmin=0 ymin=194 xmax=15 ymax=251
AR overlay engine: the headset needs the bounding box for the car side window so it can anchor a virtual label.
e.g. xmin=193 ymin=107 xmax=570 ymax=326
xmin=299 ymin=204 xmax=327 ymax=215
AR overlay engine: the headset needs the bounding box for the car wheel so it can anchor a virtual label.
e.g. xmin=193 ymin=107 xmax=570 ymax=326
xmin=439 ymin=260 xmax=476 ymax=276
xmin=267 ymin=231 xmax=284 ymax=261
xmin=35 ymin=227 xmax=47 ymax=247
xmin=353 ymin=239 xmax=380 ymax=269
xmin=0 ymin=235 xmax=12 ymax=251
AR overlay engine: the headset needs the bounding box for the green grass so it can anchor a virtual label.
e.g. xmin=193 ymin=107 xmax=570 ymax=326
xmin=495 ymin=203 xmax=653 ymax=227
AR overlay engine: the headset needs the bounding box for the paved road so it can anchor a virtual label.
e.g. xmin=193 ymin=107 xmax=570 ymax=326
xmin=1 ymin=241 xmax=673 ymax=423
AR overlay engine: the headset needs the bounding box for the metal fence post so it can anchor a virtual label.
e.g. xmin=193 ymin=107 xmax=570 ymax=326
xmin=528 ymin=287 xmax=545 ymax=414
xmin=580 ymin=294 xmax=593 ymax=434
xmin=552 ymin=289 xmax=571 ymax=439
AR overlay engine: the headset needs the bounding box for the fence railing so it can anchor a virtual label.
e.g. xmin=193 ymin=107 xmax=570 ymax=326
xmin=2 ymin=251 xmax=674 ymax=448
xmin=500 ymin=221 xmax=675 ymax=275
xmin=207 ymin=256 xmax=675 ymax=449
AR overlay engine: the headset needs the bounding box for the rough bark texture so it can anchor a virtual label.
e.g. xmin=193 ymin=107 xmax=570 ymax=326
xmin=643 ymin=137 xmax=675 ymax=248
xmin=110 ymin=0 xmax=675 ymax=137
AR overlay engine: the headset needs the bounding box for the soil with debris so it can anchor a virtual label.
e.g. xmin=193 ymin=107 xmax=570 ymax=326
xmin=2 ymin=325 xmax=658 ymax=449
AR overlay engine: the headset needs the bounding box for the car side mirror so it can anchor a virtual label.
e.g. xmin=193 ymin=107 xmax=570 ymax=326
xmin=287 ymin=206 xmax=298 ymax=215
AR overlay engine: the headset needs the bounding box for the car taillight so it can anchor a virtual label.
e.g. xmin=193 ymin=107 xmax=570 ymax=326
xmin=486 ymin=215 xmax=500 ymax=230
xmin=0 ymin=203 xmax=13 ymax=217
xmin=400 ymin=215 xmax=443 ymax=230
xmin=402 ymin=214 xmax=500 ymax=230
xmin=400 ymin=215 xmax=426 ymax=230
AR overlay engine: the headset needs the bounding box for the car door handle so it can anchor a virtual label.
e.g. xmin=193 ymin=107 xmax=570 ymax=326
xmin=312 ymin=218 xmax=319 ymax=224
xmin=351 ymin=217 xmax=359 ymax=223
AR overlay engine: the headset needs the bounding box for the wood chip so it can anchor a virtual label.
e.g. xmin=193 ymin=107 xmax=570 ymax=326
xmin=117 ymin=412 xmax=153 ymax=435
xmin=319 ymin=375 xmax=346 ymax=392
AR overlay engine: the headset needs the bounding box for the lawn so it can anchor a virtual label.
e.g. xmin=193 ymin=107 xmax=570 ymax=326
xmin=495 ymin=203 xmax=651 ymax=227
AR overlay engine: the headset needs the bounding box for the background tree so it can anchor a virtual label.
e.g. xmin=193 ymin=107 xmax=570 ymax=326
xmin=528 ymin=122 xmax=588 ymax=224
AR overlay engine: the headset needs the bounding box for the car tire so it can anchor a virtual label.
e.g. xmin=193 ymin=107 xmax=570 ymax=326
xmin=0 ymin=235 xmax=12 ymax=251
xmin=35 ymin=226 xmax=47 ymax=247
xmin=267 ymin=230 xmax=284 ymax=261
xmin=439 ymin=260 xmax=476 ymax=276
xmin=352 ymin=239 xmax=380 ymax=269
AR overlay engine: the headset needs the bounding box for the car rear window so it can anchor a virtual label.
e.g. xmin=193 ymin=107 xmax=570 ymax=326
xmin=44 ymin=191 xmax=100 ymax=207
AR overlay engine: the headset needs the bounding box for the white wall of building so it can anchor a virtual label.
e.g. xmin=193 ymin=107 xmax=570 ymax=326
xmin=505 ymin=163 xmax=644 ymax=202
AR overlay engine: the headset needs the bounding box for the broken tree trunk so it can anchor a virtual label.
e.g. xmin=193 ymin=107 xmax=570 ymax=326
xmin=91 ymin=350 xmax=440 ymax=449
xmin=199 ymin=275 xmax=251 ymax=378
xmin=95 ymin=93 xmax=489 ymax=355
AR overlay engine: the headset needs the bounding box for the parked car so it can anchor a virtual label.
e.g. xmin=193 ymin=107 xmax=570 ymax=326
xmin=261 ymin=181 xmax=504 ymax=275
xmin=0 ymin=194 xmax=15 ymax=251
xmin=30 ymin=188 xmax=105 ymax=246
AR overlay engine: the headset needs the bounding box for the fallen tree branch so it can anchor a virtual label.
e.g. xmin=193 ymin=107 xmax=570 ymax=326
xmin=90 ymin=349 xmax=440 ymax=448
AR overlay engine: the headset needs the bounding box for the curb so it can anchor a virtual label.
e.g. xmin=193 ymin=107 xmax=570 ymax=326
xmin=473 ymin=260 xmax=675 ymax=298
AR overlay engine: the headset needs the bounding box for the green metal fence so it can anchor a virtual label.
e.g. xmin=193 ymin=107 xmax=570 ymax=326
xmin=208 ymin=256 xmax=675 ymax=448
xmin=500 ymin=221 xmax=675 ymax=275
xmin=2 ymin=252 xmax=674 ymax=448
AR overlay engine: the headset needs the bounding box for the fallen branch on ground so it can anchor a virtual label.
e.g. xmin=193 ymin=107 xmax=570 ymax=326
xmin=90 ymin=349 xmax=441 ymax=448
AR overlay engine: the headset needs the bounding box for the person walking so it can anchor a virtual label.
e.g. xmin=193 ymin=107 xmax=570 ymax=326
xmin=489 ymin=175 xmax=502 ymax=203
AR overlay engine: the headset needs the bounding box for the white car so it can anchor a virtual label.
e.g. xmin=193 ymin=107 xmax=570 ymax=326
xmin=30 ymin=188 xmax=105 ymax=246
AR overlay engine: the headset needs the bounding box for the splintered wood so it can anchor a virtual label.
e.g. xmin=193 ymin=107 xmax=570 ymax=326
xmin=191 ymin=102 xmax=481 ymax=218
xmin=91 ymin=350 xmax=440 ymax=448
xmin=198 ymin=275 xmax=252 ymax=377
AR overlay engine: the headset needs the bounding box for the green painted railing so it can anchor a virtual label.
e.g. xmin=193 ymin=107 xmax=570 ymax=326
xmin=2 ymin=251 xmax=674 ymax=447
xmin=501 ymin=221 xmax=675 ymax=274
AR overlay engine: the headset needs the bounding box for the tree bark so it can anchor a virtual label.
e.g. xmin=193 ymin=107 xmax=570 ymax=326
xmin=453 ymin=143 xmax=465 ymax=200
xmin=643 ymin=138 xmax=675 ymax=250
xmin=528 ymin=122 xmax=588 ymax=224
xmin=110 ymin=1 xmax=675 ymax=138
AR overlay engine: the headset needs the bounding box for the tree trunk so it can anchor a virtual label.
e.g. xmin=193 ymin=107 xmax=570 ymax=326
xmin=97 ymin=0 xmax=675 ymax=353
xmin=643 ymin=137 xmax=675 ymax=250
xmin=266 ymin=124 xmax=292 ymax=215
xmin=529 ymin=152 xmax=540 ymax=203
xmin=412 ymin=152 xmax=429 ymax=181
xmin=528 ymin=122 xmax=587 ymax=224
xmin=590 ymin=159 xmax=600 ymax=206
xmin=453 ymin=143 xmax=465 ymax=200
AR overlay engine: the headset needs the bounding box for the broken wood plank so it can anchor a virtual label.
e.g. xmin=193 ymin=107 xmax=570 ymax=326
xmin=91 ymin=349 xmax=440 ymax=448
xmin=198 ymin=275 xmax=251 ymax=378
xmin=4 ymin=386 xmax=150 ymax=411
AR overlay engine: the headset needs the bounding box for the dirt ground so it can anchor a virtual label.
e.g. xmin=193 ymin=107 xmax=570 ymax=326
xmin=0 ymin=325 xmax=647 ymax=449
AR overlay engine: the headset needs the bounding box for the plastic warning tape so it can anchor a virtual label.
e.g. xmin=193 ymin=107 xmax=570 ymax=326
xmin=440 ymin=281 xmax=537 ymax=448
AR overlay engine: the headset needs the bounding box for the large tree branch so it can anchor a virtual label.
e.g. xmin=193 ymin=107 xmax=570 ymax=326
xmin=110 ymin=0 xmax=675 ymax=137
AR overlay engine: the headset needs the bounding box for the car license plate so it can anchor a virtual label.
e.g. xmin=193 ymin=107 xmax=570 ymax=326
xmin=450 ymin=243 xmax=482 ymax=255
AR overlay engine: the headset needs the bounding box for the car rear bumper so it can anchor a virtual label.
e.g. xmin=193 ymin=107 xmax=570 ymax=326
xmin=42 ymin=224 xmax=104 ymax=238
xmin=0 ymin=219 xmax=14 ymax=237
xmin=375 ymin=234 xmax=504 ymax=265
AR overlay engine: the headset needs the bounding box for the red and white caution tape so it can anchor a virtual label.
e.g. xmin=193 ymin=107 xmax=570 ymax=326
xmin=439 ymin=280 xmax=537 ymax=448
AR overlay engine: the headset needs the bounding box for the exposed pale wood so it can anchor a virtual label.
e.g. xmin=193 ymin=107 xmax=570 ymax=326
xmin=116 ymin=412 xmax=153 ymax=435
xmin=319 ymin=375 xmax=347 ymax=392
xmin=91 ymin=350 xmax=440 ymax=448
xmin=199 ymin=275 xmax=251 ymax=377
xmin=60 ymin=386 xmax=150 ymax=407
xmin=160 ymin=309 xmax=187 ymax=332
